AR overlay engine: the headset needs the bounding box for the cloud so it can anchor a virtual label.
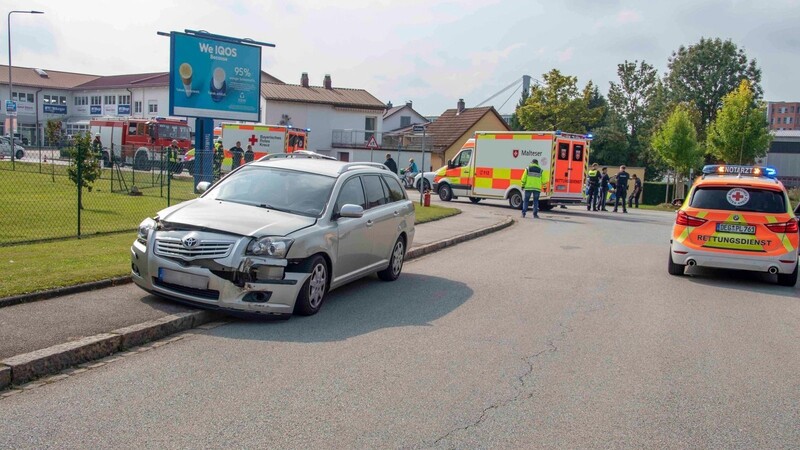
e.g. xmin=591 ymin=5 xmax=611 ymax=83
xmin=616 ymin=9 xmax=642 ymax=24
xmin=558 ymin=47 xmax=575 ymax=62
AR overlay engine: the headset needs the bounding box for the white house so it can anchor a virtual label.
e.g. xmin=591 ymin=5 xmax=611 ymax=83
xmin=382 ymin=101 xmax=428 ymax=132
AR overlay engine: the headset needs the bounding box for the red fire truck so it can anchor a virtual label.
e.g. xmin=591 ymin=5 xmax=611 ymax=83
xmin=89 ymin=118 xmax=192 ymax=170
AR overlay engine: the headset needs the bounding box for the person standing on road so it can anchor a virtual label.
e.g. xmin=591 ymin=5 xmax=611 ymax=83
xmin=384 ymin=153 xmax=398 ymax=174
xmin=613 ymin=165 xmax=630 ymax=213
xmin=213 ymin=138 xmax=224 ymax=180
xmin=521 ymin=159 xmax=548 ymax=219
xmin=230 ymin=140 xmax=244 ymax=170
xmin=598 ymin=167 xmax=610 ymax=211
xmin=244 ymin=144 xmax=254 ymax=163
xmin=586 ymin=163 xmax=601 ymax=211
xmin=167 ymin=139 xmax=183 ymax=176
xmin=628 ymin=174 xmax=642 ymax=209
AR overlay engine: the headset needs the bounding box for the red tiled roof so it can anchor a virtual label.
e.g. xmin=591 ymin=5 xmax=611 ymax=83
xmin=261 ymin=82 xmax=385 ymax=110
xmin=426 ymin=106 xmax=510 ymax=153
xmin=0 ymin=64 xmax=98 ymax=89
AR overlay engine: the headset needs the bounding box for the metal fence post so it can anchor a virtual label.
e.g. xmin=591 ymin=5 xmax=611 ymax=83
xmin=77 ymin=142 xmax=82 ymax=238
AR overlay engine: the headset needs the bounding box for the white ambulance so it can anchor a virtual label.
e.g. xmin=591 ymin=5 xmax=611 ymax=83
xmin=432 ymin=131 xmax=591 ymax=210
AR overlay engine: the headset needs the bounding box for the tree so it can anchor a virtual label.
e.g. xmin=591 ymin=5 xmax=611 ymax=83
xmin=608 ymin=60 xmax=660 ymax=165
xmin=665 ymin=37 xmax=762 ymax=139
xmin=67 ymin=132 xmax=103 ymax=209
xmin=651 ymin=104 xmax=704 ymax=198
xmin=517 ymin=69 xmax=604 ymax=133
xmin=589 ymin=112 xmax=631 ymax=167
xmin=508 ymin=84 xmax=530 ymax=131
xmin=45 ymin=119 xmax=63 ymax=148
xmin=706 ymin=80 xmax=772 ymax=165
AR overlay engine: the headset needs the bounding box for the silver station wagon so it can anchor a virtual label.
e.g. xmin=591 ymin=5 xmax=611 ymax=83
xmin=131 ymin=158 xmax=415 ymax=318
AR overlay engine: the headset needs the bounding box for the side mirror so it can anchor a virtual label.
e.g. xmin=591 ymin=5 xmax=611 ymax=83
xmin=447 ymin=159 xmax=454 ymax=169
xmin=338 ymin=204 xmax=364 ymax=219
xmin=196 ymin=181 xmax=211 ymax=193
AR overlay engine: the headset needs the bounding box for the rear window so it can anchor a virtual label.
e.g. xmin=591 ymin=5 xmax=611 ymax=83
xmin=690 ymin=186 xmax=786 ymax=213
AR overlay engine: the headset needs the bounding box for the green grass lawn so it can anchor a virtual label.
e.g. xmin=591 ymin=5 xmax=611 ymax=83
xmin=0 ymin=200 xmax=460 ymax=298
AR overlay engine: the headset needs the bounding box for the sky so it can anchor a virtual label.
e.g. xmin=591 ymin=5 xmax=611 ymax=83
xmin=5 ymin=0 xmax=800 ymax=116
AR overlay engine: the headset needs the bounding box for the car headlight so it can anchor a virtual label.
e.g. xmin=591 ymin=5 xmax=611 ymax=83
xmin=247 ymin=237 xmax=294 ymax=258
xmin=137 ymin=218 xmax=157 ymax=244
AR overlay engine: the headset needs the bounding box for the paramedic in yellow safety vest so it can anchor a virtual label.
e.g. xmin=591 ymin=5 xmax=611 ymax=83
xmin=521 ymin=159 xmax=548 ymax=219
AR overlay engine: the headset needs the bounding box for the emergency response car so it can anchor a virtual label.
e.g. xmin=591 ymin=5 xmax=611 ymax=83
xmin=669 ymin=165 xmax=799 ymax=286
xmin=90 ymin=118 xmax=192 ymax=170
xmin=432 ymin=131 xmax=591 ymax=210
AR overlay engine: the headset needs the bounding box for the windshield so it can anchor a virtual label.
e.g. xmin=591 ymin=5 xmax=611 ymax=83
xmin=205 ymin=166 xmax=336 ymax=217
xmin=690 ymin=186 xmax=786 ymax=213
xmin=157 ymin=124 xmax=191 ymax=141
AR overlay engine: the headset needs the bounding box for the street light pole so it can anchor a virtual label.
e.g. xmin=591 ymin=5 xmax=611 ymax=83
xmin=7 ymin=10 xmax=44 ymax=163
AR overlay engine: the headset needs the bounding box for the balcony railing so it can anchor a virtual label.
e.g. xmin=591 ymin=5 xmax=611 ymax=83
xmin=332 ymin=129 xmax=433 ymax=151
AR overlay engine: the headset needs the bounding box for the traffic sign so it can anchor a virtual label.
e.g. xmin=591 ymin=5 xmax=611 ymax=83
xmin=5 ymin=100 xmax=17 ymax=116
xmin=366 ymin=135 xmax=379 ymax=149
xmin=412 ymin=124 xmax=425 ymax=132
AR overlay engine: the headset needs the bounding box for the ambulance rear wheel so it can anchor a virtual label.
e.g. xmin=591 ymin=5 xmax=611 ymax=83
xmin=469 ymin=197 xmax=481 ymax=204
xmin=777 ymin=264 xmax=798 ymax=286
xmin=438 ymin=184 xmax=453 ymax=202
xmin=539 ymin=201 xmax=554 ymax=211
xmin=508 ymin=191 xmax=522 ymax=209
xmin=667 ymin=251 xmax=685 ymax=276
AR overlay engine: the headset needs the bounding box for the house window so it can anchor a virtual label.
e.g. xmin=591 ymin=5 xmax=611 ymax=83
xmin=118 ymin=94 xmax=131 ymax=105
xmin=43 ymin=94 xmax=52 ymax=104
xmin=365 ymin=116 xmax=376 ymax=141
xmin=91 ymin=96 xmax=102 ymax=106
xmin=59 ymin=96 xmax=67 ymax=105
xmin=400 ymin=116 xmax=411 ymax=128
xmin=134 ymin=101 xmax=142 ymax=114
xmin=75 ymin=96 xmax=88 ymax=106
xmin=12 ymin=92 xmax=32 ymax=103
xmin=104 ymin=95 xmax=116 ymax=105
xmin=148 ymin=100 xmax=158 ymax=114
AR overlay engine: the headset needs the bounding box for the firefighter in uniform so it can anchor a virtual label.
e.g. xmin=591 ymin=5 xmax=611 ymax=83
xmin=586 ymin=163 xmax=601 ymax=211
xmin=520 ymin=158 xmax=548 ymax=219
xmin=213 ymin=138 xmax=224 ymax=180
xmin=167 ymin=140 xmax=183 ymax=176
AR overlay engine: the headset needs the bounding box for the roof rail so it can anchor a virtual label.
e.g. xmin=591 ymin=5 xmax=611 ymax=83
xmin=338 ymin=162 xmax=389 ymax=174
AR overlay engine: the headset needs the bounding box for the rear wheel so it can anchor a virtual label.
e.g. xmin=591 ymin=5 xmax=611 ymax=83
xmin=294 ymin=255 xmax=328 ymax=316
xmin=667 ymin=251 xmax=685 ymax=276
xmin=15 ymin=149 xmax=24 ymax=160
xmin=438 ymin=184 xmax=453 ymax=202
xmin=538 ymin=200 xmax=554 ymax=211
xmin=134 ymin=151 xmax=151 ymax=171
xmin=508 ymin=190 xmax=522 ymax=209
xmin=102 ymin=151 xmax=111 ymax=168
xmin=417 ymin=179 xmax=431 ymax=191
xmin=378 ymin=237 xmax=405 ymax=281
xmin=777 ymin=263 xmax=798 ymax=286
xmin=469 ymin=197 xmax=481 ymax=204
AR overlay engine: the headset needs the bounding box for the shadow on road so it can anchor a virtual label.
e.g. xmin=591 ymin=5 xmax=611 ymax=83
xmin=208 ymin=273 xmax=472 ymax=343
xmin=683 ymin=266 xmax=799 ymax=298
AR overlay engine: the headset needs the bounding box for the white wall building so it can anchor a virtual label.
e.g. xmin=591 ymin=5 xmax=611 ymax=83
xmin=382 ymin=101 xmax=428 ymax=132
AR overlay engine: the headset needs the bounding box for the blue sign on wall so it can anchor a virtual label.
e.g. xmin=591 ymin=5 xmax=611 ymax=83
xmin=118 ymin=104 xmax=131 ymax=115
xmin=90 ymin=105 xmax=102 ymax=115
xmin=43 ymin=104 xmax=67 ymax=115
xmin=169 ymin=32 xmax=262 ymax=122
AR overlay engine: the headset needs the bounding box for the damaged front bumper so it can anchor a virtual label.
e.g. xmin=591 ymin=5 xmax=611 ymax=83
xmin=130 ymin=230 xmax=310 ymax=316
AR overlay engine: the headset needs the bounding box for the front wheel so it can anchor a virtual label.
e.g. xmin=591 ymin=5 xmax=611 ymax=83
xmin=134 ymin=152 xmax=151 ymax=171
xmin=667 ymin=251 xmax=685 ymax=276
xmin=378 ymin=237 xmax=405 ymax=281
xmin=15 ymin=150 xmax=24 ymax=160
xmin=294 ymin=256 xmax=328 ymax=316
xmin=417 ymin=179 xmax=431 ymax=192
xmin=508 ymin=190 xmax=522 ymax=209
xmin=777 ymin=263 xmax=798 ymax=286
xmin=468 ymin=197 xmax=481 ymax=204
xmin=438 ymin=184 xmax=453 ymax=201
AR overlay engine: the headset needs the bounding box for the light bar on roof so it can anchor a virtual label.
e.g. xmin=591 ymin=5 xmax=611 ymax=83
xmin=701 ymin=165 xmax=777 ymax=178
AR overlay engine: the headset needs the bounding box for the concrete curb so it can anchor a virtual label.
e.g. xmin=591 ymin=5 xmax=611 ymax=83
xmin=0 ymin=276 xmax=133 ymax=309
xmin=0 ymin=310 xmax=219 ymax=389
xmin=406 ymin=216 xmax=515 ymax=261
xmin=0 ymin=216 xmax=512 ymax=391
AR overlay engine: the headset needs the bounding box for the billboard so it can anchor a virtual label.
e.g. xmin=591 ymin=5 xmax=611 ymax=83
xmin=169 ymin=32 xmax=262 ymax=122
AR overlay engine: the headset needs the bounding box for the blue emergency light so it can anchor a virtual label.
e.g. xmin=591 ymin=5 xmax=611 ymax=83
xmin=701 ymin=164 xmax=777 ymax=178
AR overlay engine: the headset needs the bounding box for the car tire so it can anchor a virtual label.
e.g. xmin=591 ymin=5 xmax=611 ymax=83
xmin=777 ymin=263 xmax=798 ymax=287
xmin=378 ymin=237 xmax=406 ymax=282
xmin=508 ymin=190 xmax=522 ymax=209
xmin=439 ymin=184 xmax=453 ymax=201
xmin=417 ymin=179 xmax=431 ymax=192
xmin=667 ymin=251 xmax=685 ymax=276
xmin=15 ymin=150 xmax=24 ymax=160
xmin=294 ymin=255 xmax=328 ymax=316
xmin=134 ymin=151 xmax=151 ymax=171
xmin=102 ymin=152 xmax=111 ymax=168
xmin=539 ymin=201 xmax=554 ymax=211
xmin=469 ymin=197 xmax=481 ymax=204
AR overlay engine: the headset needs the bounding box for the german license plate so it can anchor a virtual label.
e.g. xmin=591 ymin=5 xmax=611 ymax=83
xmin=716 ymin=223 xmax=756 ymax=234
xmin=158 ymin=268 xmax=208 ymax=289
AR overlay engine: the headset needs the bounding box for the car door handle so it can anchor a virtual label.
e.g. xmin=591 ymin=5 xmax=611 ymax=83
xmin=366 ymin=220 xmax=373 ymax=227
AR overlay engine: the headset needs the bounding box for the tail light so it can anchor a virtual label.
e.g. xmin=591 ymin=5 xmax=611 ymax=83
xmin=676 ymin=211 xmax=707 ymax=227
xmin=765 ymin=220 xmax=799 ymax=234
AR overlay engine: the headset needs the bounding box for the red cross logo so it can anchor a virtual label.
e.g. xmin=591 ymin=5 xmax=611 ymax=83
xmin=248 ymin=134 xmax=258 ymax=146
xmin=731 ymin=191 xmax=745 ymax=202
xmin=512 ymin=149 xmax=519 ymax=158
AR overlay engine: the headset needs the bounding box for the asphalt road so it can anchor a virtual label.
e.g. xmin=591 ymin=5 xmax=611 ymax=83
xmin=1 ymin=200 xmax=799 ymax=449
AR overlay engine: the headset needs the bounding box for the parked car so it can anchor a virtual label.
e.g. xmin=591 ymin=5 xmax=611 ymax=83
xmin=0 ymin=137 xmax=25 ymax=159
xmin=131 ymin=158 xmax=415 ymax=318
xmin=413 ymin=171 xmax=435 ymax=191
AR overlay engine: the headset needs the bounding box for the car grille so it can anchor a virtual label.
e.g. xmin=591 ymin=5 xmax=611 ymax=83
xmin=155 ymin=238 xmax=234 ymax=261
xmin=153 ymin=278 xmax=220 ymax=300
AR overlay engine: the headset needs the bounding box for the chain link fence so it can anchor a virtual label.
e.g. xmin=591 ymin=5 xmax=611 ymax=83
xmin=0 ymin=145 xmax=201 ymax=246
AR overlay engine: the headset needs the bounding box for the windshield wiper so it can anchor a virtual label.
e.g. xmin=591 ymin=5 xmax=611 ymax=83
xmin=258 ymin=204 xmax=292 ymax=213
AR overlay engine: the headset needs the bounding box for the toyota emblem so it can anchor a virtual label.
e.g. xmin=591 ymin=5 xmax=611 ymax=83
xmin=182 ymin=234 xmax=199 ymax=249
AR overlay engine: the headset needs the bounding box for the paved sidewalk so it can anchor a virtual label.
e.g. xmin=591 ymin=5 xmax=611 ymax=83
xmin=0 ymin=204 xmax=511 ymax=360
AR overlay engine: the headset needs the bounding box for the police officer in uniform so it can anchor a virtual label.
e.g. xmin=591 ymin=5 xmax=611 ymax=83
xmin=613 ymin=165 xmax=630 ymax=213
xmin=586 ymin=163 xmax=601 ymax=211
xmin=521 ymin=158 xmax=548 ymax=219
xmin=598 ymin=167 xmax=610 ymax=211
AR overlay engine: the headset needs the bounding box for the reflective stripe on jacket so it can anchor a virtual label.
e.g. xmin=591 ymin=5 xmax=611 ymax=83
xmin=521 ymin=163 xmax=545 ymax=191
